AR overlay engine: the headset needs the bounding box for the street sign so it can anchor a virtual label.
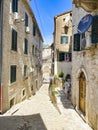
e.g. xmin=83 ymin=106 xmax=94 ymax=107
xmin=77 ymin=14 xmax=93 ymax=34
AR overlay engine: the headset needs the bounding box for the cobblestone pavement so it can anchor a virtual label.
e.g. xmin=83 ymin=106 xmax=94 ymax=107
xmin=0 ymin=83 xmax=93 ymax=130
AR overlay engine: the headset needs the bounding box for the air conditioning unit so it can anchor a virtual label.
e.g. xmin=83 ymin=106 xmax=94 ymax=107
xmin=85 ymin=34 xmax=92 ymax=49
xmin=25 ymin=26 xmax=30 ymax=33
xmin=29 ymin=67 xmax=34 ymax=73
xmin=13 ymin=12 xmax=19 ymax=20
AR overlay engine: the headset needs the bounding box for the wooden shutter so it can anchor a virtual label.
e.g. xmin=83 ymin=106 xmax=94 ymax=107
xmin=91 ymin=15 xmax=98 ymax=43
xmin=24 ymin=39 xmax=28 ymax=54
xmin=10 ymin=66 xmax=16 ymax=83
xmin=24 ymin=65 xmax=27 ymax=77
xmin=33 ymin=24 xmax=36 ymax=36
xmin=12 ymin=0 xmax=18 ymax=12
xmin=25 ymin=13 xmax=28 ymax=26
xmin=12 ymin=29 xmax=17 ymax=51
xmin=59 ymin=52 xmax=65 ymax=61
xmin=73 ymin=33 xmax=80 ymax=51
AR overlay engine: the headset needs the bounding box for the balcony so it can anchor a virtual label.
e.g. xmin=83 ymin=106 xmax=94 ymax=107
xmin=73 ymin=0 xmax=98 ymax=12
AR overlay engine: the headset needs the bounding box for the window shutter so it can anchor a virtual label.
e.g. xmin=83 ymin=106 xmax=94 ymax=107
xmin=10 ymin=66 xmax=16 ymax=83
xmin=69 ymin=53 xmax=72 ymax=61
xmin=91 ymin=15 xmax=98 ymax=43
xmin=24 ymin=39 xmax=28 ymax=54
xmin=15 ymin=31 xmax=17 ymax=51
xmin=59 ymin=52 xmax=65 ymax=61
xmin=33 ymin=24 xmax=36 ymax=36
xmin=73 ymin=33 xmax=80 ymax=51
xmin=25 ymin=13 xmax=28 ymax=26
xmin=12 ymin=0 xmax=18 ymax=12
xmin=12 ymin=29 xmax=17 ymax=51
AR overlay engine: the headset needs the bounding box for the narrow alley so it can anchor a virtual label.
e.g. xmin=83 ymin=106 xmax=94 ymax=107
xmin=0 ymin=82 xmax=93 ymax=130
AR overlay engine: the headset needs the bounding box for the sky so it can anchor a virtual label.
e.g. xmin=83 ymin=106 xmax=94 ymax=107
xmin=30 ymin=0 xmax=72 ymax=45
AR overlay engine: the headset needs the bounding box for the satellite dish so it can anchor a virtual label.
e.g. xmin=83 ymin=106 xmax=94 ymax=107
xmin=77 ymin=14 xmax=93 ymax=34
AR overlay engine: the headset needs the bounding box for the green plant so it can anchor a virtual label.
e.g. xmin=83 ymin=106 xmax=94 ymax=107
xmin=58 ymin=72 xmax=64 ymax=78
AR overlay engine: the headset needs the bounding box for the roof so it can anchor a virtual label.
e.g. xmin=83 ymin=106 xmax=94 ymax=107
xmin=54 ymin=10 xmax=72 ymax=19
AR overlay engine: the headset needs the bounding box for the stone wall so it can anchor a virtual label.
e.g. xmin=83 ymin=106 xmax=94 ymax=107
xmin=1 ymin=0 xmax=43 ymax=113
xmin=72 ymin=5 xmax=98 ymax=130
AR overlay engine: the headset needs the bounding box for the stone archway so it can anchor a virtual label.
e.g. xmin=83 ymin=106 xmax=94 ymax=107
xmin=79 ymin=71 xmax=86 ymax=115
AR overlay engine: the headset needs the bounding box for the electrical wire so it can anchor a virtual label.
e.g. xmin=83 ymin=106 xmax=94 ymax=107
xmin=33 ymin=0 xmax=46 ymax=40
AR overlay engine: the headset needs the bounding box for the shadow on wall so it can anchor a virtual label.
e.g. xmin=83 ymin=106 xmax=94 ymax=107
xmin=0 ymin=113 xmax=47 ymax=130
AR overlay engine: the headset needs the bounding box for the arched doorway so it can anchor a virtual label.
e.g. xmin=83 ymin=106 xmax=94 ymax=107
xmin=79 ymin=71 xmax=86 ymax=115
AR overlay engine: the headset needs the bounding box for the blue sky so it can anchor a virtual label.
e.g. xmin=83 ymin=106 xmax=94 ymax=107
xmin=30 ymin=0 xmax=72 ymax=45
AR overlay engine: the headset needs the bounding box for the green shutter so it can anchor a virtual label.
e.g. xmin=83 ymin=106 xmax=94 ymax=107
xmin=25 ymin=13 xmax=28 ymax=26
xmin=73 ymin=33 xmax=80 ymax=51
xmin=12 ymin=0 xmax=18 ymax=12
xmin=10 ymin=66 xmax=16 ymax=83
xmin=33 ymin=24 xmax=36 ymax=36
xmin=24 ymin=39 xmax=28 ymax=54
xmin=12 ymin=29 xmax=17 ymax=51
xmin=15 ymin=31 xmax=17 ymax=51
xmin=91 ymin=15 xmax=98 ymax=43
xmin=59 ymin=52 xmax=65 ymax=61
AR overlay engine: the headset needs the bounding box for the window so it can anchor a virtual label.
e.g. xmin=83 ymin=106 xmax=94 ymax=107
xmin=10 ymin=65 xmax=16 ymax=83
xmin=73 ymin=33 xmax=87 ymax=51
xmin=59 ymin=52 xmax=65 ymax=61
xmin=12 ymin=0 xmax=18 ymax=12
xmin=11 ymin=29 xmax=17 ymax=51
xmin=24 ymin=65 xmax=27 ymax=77
xmin=65 ymin=53 xmax=72 ymax=62
xmin=24 ymin=38 xmax=28 ymax=54
xmin=25 ymin=13 xmax=28 ymax=26
xmin=32 ymin=45 xmax=34 ymax=55
xmin=33 ymin=24 xmax=36 ymax=36
xmin=22 ymin=89 xmax=26 ymax=96
xmin=73 ymin=33 xmax=80 ymax=51
xmin=91 ymin=15 xmax=98 ymax=43
xmin=61 ymin=36 xmax=68 ymax=44
xmin=64 ymin=26 xmax=69 ymax=34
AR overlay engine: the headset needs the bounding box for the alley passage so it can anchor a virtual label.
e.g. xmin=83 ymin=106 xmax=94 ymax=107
xmin=1 ymin=83 xmax=93 ymax=130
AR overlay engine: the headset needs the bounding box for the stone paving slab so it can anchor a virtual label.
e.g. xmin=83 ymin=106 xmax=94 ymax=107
xmin=1 ymin=83 xmax=93 ymax=130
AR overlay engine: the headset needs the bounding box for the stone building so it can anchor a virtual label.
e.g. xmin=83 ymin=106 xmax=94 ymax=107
xmin=0 ymin=0 xmax=43 ymax=113
xmin=42 ymin=45 xmax=52 ymax=83
xmin=72 ymin=1 xmax=98 ymax=129
xmin=54 ymin=11 xmax=72 ymax=79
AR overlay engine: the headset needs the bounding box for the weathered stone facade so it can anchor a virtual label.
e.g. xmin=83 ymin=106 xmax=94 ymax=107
xmin=0 ymin=0 xmax=43 ymax=113
xmin=42 ymin=46 xmax=52 ymax=82
xmin=72 ymin=5 xmax=98 ymax=130
xmin=54 ymin=11 xmax=72 ymax=78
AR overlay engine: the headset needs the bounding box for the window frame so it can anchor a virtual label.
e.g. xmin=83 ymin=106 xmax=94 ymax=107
xmin=11 ymin=28 xmax=17 ymax=51
xmin=61 ymin=35 xmax=69 ymax=44
xmin=24 ymin=65 xmax=27 ymax=78
xmin=25 ymin=13 xmax=28 ymax=27
xmin=24 ymin=38 xmax=28 ymax=54
xmin=10 ymin=65 xmax=17 ymax=83
xmin=12 ymin=0 xmax=18 ymax=13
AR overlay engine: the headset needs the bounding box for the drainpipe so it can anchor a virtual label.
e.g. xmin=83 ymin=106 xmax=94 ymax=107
xmin=0 ymin=0 xmax=3 ymax=113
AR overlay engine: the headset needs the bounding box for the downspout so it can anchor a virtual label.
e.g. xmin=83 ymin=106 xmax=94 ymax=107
xmin=0 ymin=0 xmax=3 ymax=113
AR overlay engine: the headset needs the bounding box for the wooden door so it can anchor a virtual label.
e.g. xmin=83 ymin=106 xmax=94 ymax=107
xmin=79 ymin=72 xmax=86 ymax=115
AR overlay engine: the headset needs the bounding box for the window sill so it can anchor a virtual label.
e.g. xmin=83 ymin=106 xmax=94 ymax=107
xmin=9 ymin=81 xmax=17 ymax=87
xmin=24 ymin=54 xmax=28 ymax=56
xmin=10 ymin=50 xmax=17 ymax=53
